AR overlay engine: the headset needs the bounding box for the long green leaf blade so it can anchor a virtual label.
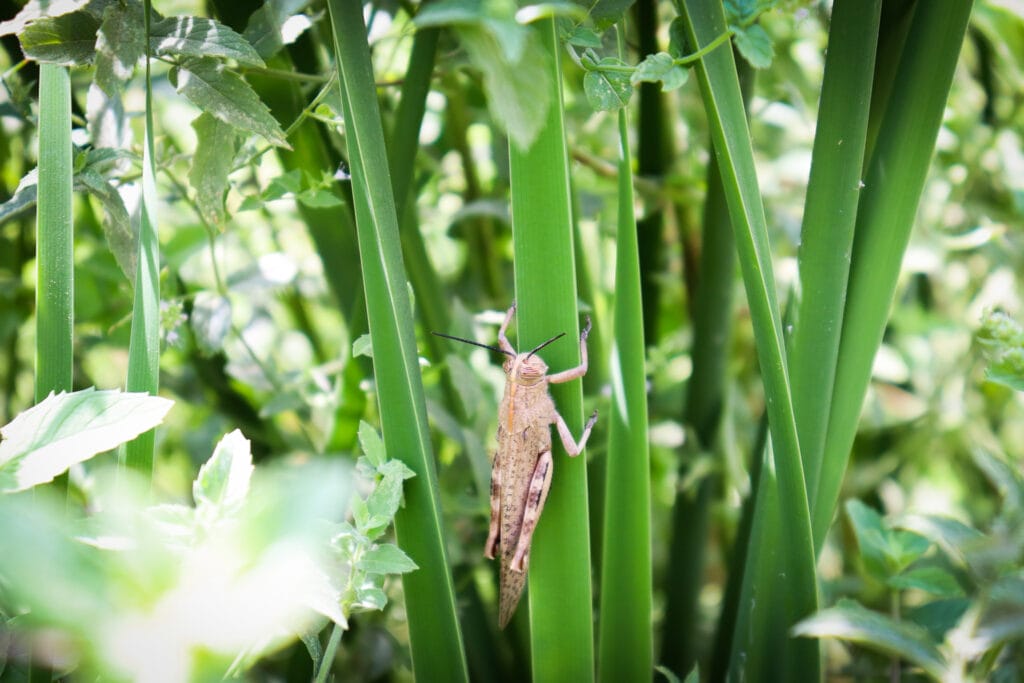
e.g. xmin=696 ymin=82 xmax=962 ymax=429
xmin=813 ymin=1 xmax=975 ymax=549
xmin=325 ymin=3 xmax=469 ymax=680
xmin=675 ymin=1 xmax=818 ymax=679
xmin=597 ymin=28 xmax=652 ymax=681
xmin=508 ymin=19 xmax=594 ymax=683
xmin=35 ymin=63 xmax=74 ymax=402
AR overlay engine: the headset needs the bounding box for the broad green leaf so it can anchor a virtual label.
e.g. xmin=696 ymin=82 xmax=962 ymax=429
xmin=847 ymin=499 xmax=929 ymax=580
xmin=895 ymin=513 xmax=985 ymax=569
xmin=631 ymin=51 xmax=688 ymax=91
xmin=357 ymin=421 xmax=386 ymax=468
xmin=193 ymin=429 xmax=254 ymax=515
xmin=263 ymin=168 xmax=304 ymax=199
xmin=297 ymin=188 xmax=344 ymax=208
xmin=76 ymin=167 xmax=135 ymax=280
xmin=0 ymin=388 xmax=173 ymax=492
xmin=583 ymin=58 xmax=632 ymax=111
xmin=170 ymin=57 xmax=289 ymax=148
xmin=94 ymin=0 xmax=144 ymax=95
xmin=189 ymin=112 xmax=239 ymax=226
xmin=150 ymin=15 xmax=264 ymax=67
xmin=355 ymin=585 xmax=387 ymax=610
xmin=190 ymin=291 xmax=232 ymax=355
xmin=732 ymin=23 xmax=773 ymax=69
xmin=357 ymin=543 xmax=418 ymax=574
xmin=586 ymin=0 xmax=635 ymax=31
xmin=18 ymin=11 xmax=100 ymax=65
xmin=458 ymin=24 xmax=552 ymax=151
xmin=0 ymin=0 xmax=90 ymax=36
xmin=888 ymin=566 xmax=964 ymax=598
xmin=793 ymin=601 xmax=946 ymax=680
xmin=242 ymin=0 xmax=313 ymax=59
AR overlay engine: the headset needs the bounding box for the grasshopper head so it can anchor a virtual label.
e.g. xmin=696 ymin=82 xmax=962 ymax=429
xmin=505 ymin=353 xmax=548 ymax=385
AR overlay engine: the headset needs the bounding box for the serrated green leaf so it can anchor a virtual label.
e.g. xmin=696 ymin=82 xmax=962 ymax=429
xmin=895 ymin=513 xmax=985 ymax=568
xmin=193 ymin=429 xmax=254 ymax=514
xmin=18 ymin=11 xmax=100 ymax=65
xmin=189 ymin=112 xmax=239 ymax=226
xmin=584 ymin=57 xmax=633 ymax=111
xmin=350 ymin=492 xmax=369 ymax=529
xmin=357 ymin=421 xmax=386 ymax=468
xmin=150 ymin=15 xmax=264 ymax=67
xmin=263 ymin=168 xmax=303 ymax=199
xmin=171 ymin=57 xmax=289 ymax=148
xmin=0 ymin=169 xmax=40 ymax=223
xmin=357 ymin=543 xmax=418 ymax=574
xmin=0 ymin=0 xmax=90 ymax=36
xmin=76 ymin=167 xmax=135 ymax=280
xmin=94 ymin=0 xmax=144 ymax=95
xmin=732 ymin=23 xmax=773 ymax=69
xmin=631 ymin=51 xmax=688 ymax=92
xmin=366 ymin=472 xmax=406 ymax=522
xmin=0 ymin=388 xmax=173 ymax=492
xmin=793 ymin=601 xmax=946 ymax=680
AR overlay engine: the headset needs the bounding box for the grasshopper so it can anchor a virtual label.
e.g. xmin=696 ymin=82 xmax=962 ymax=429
xmin=434 ymin=302 xmax=598 ymax=628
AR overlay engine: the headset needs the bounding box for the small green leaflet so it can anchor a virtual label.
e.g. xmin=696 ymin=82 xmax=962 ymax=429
xmin=171 ymin=57 xmax=289 ymax=149
xmin=94 ymin=1 xmax=144 ymax=95
xmin=731 ymin=23 xmax=773 ymax=69
xmin=583 ymin=57 xmax=631 ymax=112
xmin=358 ymin=420 xmax=386 ymax=468
xmin=193 ymin=429 xmax=254 ymax=518
xmin=357 ymin=543 xmax=418 ymax=574
xmin=189 ymin=112 xmax=240 ymax=226
xmin=150 ymin=16 xmax=265 ymax=67
xmin=631 ymin=52 xmax=688 ymax=92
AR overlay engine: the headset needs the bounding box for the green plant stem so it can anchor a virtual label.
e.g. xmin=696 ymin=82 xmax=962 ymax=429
xmin=123 ymin=1 xmax=160 ymax=477
xmin=326 ymin=3 xmax=468 ymax=680
xmin=596 ymin=26 xmax=653 ymax=683
xmin=34 ymin=64 xmax=74 ymax=403
xmin=508 ymin=18 xmax=594 ymax=683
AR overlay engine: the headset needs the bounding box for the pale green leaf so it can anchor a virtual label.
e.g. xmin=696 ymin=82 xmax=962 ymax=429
xmin=888 ymin=566 xmax=964 ymax=598
xmin=189 ymin=112 xmax=239 ymax=225
xmin=150 ymin=15 xmax=264 ymax=67
xmin=0 ymin=0 xmax=90 ymax=36
xmin=193 ymin=429 xmax=254 ymax=514
xmin=631 ymin=51 xmax=688 ymax=91
xmin=583 ymin=58 xmax=632 ymax=111
xmin=352 ymin=333 xmax=373 ymax=358
xmin=732 ymin=23 xmax=773 ymax=69
xmin=242 ymin=0 xmax=313 ymax=59
xmin=566 ymin=26 xmax=602 ymax=48
xmin=18 ymin=11 xmax=100 ymax=65
xmin=94 ymin=1 xmax=144 ymax=95
xmin=0 ymin=388 xmax=173 ymax=492
xmin=793 ymin=601 xmax=946 ymax=680
xmin=357 ymin=421 xmax=386 ymax=468
xmin=170 ymin=57 xmax=289 ymax=148
xmin=357 ymin=543 xmax=418 ymax=574
xmin=76 ymin=168 xmax=135 ymax=280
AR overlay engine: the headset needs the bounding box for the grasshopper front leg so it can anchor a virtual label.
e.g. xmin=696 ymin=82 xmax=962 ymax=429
xmin=497 ymin=302 xmax=517 ymax=355
xmin=547 ymin=315 xmax=591 ymax=384
xmin=510 ymin=449 xmax=553 ymax=572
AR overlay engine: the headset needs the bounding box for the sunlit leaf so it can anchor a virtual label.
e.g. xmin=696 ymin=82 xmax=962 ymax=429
xmin=193 ymin=429 xmax=254 ymax=516
xmin=151 ymin=15 xmax=264 ymax=67
xmin=189 ymin=112 xmax=239 ymax=226
xmin=358 ymin=421 xmax=386 ymax=468
xmin=170 ymin=57 xmax=289 ymax=148
xmin=18 ymin=11 xmax=100 ymax=65
xmin=94 ymin=0 xmax=144 ymax=95
xmin=584 ymin=57 xmax=632 ymax=111
xmin=0 ymin=0 xmax=90 ymax=36
xmin=732 ymin=23 xmax=773 ymax=69
xmin=357 ymin=543 xmax=418 ymax=574
xmin=0 ymin=388 xmax=173 ymax=492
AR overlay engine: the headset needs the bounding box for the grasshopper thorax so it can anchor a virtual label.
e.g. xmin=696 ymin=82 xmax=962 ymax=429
xmin=504 ymin=353 xmax=548 ymax=385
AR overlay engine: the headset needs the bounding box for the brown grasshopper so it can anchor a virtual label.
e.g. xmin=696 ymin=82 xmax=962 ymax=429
xmin=434 ymin=302 xmax=597 ymax=628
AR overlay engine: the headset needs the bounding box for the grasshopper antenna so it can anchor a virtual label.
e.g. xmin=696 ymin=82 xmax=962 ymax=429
xmin=432 ymin=331 xmax=515 ymax=357
xmin=526 ymin=332 xmax=566 ymax=359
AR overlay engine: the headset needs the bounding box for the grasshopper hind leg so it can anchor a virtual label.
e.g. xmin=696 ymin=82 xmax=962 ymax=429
xmin=510 ymin=449 xmax=553 ymax=572
xmin=484 ymin=450 xmax=501 ymax=559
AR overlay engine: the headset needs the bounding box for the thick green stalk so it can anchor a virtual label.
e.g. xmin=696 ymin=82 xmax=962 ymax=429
xmin=812 ymin=1 xmax=974 ymax=549
xmin=34 ymin=64 xmax=73 ymax=402
xmin=508 ymin=19 xmax=593 ymax=683
xmin=123 ymin=2 xmax=160 ymax=477
xmin=791 ymin=0 xmax=881 ymax=520
xmin=326 ymin=3 xmax=468 ymax=680
xmin=676 ymin=1 xmax=818 ymax=679
xmin=597 ymin=29 xmax=652 ymax=681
